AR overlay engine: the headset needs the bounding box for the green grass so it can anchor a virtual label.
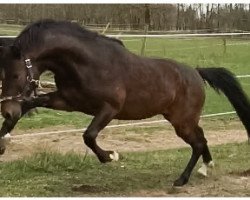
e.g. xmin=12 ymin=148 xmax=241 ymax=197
xmin=15 ymin=108 xmax=92 ymax=130
xmin=0 ymin=142 xmax=249 ymax=196
xmin=0 ymin=24 xmax=250 ymax=130
xmin=123 ymin=37 xmax=250 ymax=74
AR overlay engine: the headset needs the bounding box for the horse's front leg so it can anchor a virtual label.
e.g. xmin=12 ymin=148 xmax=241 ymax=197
xmin=83 ymin=102 xmax=119 ymax=163
xmin=22 ymin=91 xmax=73 ymax=111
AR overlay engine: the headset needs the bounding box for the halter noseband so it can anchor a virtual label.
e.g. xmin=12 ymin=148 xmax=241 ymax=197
xmin=0 ymin=58 xmax=40 ymax=103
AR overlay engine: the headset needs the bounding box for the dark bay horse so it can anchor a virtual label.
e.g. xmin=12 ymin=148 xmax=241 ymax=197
xmin=0 ymin=19 xmax=249 ymax=187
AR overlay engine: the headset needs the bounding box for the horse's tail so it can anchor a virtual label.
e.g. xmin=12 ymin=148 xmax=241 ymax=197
xmin=196 ymin=67 xmax=250 ymax=140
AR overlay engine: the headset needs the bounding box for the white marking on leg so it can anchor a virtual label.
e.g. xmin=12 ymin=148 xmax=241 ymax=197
xmin=109 ymin=151 xmax=119 ymax=161
xmin=208 ymin=161 xmax=215 ymax=168
xmin=197 ymin=163 xmax=208 ymax=177
xmin=4 ymin=133 xmax=11 ymax=138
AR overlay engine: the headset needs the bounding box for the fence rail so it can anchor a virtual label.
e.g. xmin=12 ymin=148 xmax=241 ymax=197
xmin=108 ymin=32 xmax=250 ymax=38
xmin=39 ymin=74 xmax=250 ymax=88
xmin=11 ymin=111 xmax=238 ymax=139
xmin=2 ymin=32 xmax=250 ymax=39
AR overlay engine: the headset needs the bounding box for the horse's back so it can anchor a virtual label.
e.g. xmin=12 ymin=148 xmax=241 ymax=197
xmin=115 ymin=55 xmax=205 ymax=120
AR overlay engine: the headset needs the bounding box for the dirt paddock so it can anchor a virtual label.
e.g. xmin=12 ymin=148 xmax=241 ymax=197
xmin=0 ymin=123 xmax=247 ymax=162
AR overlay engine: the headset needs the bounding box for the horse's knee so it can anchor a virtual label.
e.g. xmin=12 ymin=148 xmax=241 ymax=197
xmin=82 ymin=129 xmax=98 ymax=147
xmin=192 ymin=141 xmax=206 ymax=155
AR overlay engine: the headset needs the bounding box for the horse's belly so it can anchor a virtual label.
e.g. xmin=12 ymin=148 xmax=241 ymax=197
xmin=115 ymin=96 xmax=172 ymax=120
xmin=60 ymin=89 xmax=103 ymax=116
xmin=115 ymin=110 xmax=157 ymax=120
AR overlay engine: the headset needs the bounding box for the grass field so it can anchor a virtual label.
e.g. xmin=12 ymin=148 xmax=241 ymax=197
xmin=0 ymin=24 xmax=250 ymax=197
xmin=0 ymin=142 xmax=249 ymax=197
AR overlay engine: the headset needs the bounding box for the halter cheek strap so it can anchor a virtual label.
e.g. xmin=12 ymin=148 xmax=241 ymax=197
xmin=24 ymin=58 xmax=40 ymax=96
xmin=24 ymin=58 xmax=40 ymax=97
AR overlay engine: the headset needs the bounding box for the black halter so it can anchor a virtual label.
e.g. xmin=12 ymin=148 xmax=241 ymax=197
xmin=0 ymin=58 xmax=40 ymax=103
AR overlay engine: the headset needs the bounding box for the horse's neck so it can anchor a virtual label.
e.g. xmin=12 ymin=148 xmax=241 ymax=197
xmin=35 ymin=53 xmax=77 ymax=84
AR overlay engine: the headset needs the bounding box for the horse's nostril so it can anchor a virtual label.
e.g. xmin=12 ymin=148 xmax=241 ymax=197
xmin=0 ymin=146 xmax=6 ymax=155
xmin=4 ymin=111 xmax=12 ymax=119
xmin=0 ymin=137 xmax=6 ymax=155
xmin=1 ymin=108 xmax=15 ymax=120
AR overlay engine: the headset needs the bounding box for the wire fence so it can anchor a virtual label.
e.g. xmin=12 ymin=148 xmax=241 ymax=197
xmin=11 ymin=111 xmax=238 ymax=139
xmin=2 ymin=32 xmax=250 ymax=39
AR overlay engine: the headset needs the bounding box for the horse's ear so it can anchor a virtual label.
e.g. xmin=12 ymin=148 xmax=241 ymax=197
xmin=10 ymin=45 xmax=21 ymax=59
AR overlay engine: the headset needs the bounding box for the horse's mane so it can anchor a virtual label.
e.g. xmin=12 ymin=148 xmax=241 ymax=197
xmin=13 ymin=19 xmax=124 ymax=52
xmin=0 ymin=37 xmax=15 ymax=46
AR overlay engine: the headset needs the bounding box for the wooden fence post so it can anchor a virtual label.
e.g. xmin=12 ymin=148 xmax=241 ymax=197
xmin=140 ymin=25 xmax=149 ymax=56
xmin=102 ymin=22 xmax=111 ymax=34
xmin=223 ymin=37 xmax=226 ymax=54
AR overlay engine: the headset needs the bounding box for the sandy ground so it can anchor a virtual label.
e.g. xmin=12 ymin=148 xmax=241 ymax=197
xmin=0 ymin=121 xmax=248 ymax=161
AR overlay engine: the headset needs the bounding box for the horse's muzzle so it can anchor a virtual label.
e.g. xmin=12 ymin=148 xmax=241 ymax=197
xmin=1 ymin=100 xmax=22 ymax=121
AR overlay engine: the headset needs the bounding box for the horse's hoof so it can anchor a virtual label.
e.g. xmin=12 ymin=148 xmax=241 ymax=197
xmin=173 ymin=177 xmax=188 ymax=187
xmin=0 ymin=136 xmax=8 ymax=155
xmin=109 ymin=151 xmax=119 ymax=161
xmin=0 ymin=147 xmax=6 ymax=155
xmin=197 ymin=163 xmax=208 ymax=177
xmin=208 ymin=161 xmax=215 ymax=168
xmin=197 ymin=161 xmax=215 ymax=177
xmin=98 ymin=151 xmax=119 ymax=163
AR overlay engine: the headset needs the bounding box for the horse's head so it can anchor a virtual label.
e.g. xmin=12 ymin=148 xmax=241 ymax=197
xmin=0 ymin=46 xmax=35 ymax=121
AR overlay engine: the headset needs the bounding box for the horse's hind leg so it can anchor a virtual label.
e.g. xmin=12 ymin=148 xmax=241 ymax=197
xmin=196 ymin=126 xmax=214 ymax=176
xmin=83 ymin=102 xmax=119 ymax=163
xmin=171 ymin=123 xmax=208 ymax=186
